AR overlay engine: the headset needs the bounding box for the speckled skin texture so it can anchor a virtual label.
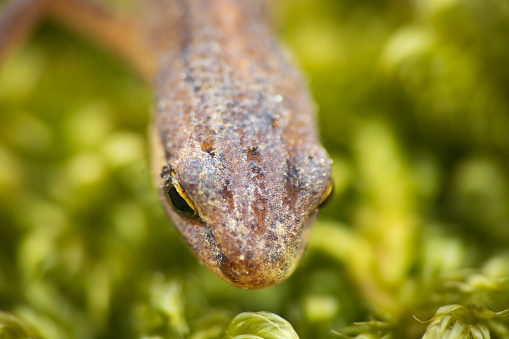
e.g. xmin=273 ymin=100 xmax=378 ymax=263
xmin=147 ymin=0 xmax=333 ymax=288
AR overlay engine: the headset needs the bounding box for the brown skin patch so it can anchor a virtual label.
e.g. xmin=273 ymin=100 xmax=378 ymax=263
xmin=148 ymin=0 xmax=333 ymax=289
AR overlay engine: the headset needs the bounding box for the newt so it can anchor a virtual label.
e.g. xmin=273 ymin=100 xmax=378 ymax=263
xmin=0 ymin=0 xmax=333 ymax=289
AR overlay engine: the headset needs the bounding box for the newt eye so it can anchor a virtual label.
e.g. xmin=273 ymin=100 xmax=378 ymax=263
xmin=163 ymin=171 xmax=197 ymax=217
xmin=318 ymin=183 xmax=334 ymax=209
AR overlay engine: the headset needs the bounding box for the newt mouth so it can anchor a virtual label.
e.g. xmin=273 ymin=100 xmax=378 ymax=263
xmin=217 ymin=250 xmax=293 ymax=289
xmin=213 ymin=212 xmax=318 ymax=289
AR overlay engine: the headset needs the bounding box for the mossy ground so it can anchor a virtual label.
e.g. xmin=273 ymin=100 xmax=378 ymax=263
xmin=1 ymin=0 xmax=509 ymax=338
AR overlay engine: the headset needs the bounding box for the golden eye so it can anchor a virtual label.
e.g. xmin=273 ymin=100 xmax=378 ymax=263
xmin=162 ymin=170 xmax=197 ymax=217
xmin=318 ymin=183 xmax=334 ymax=209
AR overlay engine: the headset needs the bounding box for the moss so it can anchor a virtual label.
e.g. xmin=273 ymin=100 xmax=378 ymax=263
xmin=1 ymin=0 xmax=509 ymax=338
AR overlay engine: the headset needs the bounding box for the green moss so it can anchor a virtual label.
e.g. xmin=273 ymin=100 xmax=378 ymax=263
xmin=1 ymin=0 xmax=509 ymax=338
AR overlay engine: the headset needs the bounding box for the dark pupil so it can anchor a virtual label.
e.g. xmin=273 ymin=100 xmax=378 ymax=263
xmin=166 ymin=185 xmax=195 ymax=216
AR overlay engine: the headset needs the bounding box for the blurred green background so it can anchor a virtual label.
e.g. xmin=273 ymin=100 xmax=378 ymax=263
xmin=1 ymin=0 xmax=509 ymax=338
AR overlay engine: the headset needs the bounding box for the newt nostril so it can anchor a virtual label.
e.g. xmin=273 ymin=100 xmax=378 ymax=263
xmin=230 ymin=263 xmax=249 ymax=277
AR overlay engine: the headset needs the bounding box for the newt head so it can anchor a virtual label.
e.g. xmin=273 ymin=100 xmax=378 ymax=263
xmin=154 ymin=121 xmax=332 ymax=289
xmin=150 ymin=59 xmax=334 ymax=288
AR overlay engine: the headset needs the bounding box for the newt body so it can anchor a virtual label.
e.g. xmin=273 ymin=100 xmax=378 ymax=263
xmin=0 ymin=0 xmax=333 ymax=289
xmin=149 ymin=0 xmax=333 ymax=288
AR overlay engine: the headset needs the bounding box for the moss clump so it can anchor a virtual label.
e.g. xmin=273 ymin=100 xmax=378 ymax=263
xmin=1 ymin=0 xmax=509 ymax=338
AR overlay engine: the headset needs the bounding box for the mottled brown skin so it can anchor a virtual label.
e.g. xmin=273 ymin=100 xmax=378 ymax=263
xmin=0 ymin=0 xmax=332 ymax=289
xmin=148 ymin=0 xmax=332 ymax=288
